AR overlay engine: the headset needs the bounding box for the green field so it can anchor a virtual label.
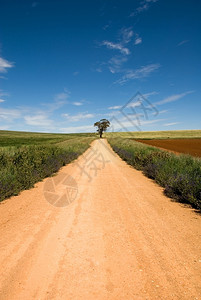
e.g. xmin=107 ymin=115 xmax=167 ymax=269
xmin=0 ymin=130 xmax=96 ymax=202
xmin=106 ymin=129 xmax=201 ymax=139
xmin=0 ymin=130 xmax=96 ymax=147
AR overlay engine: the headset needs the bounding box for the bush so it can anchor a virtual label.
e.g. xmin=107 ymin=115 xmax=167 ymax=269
xmin=0 ymin=145 xmax=79 ymax=202
xmin=108 ymin=138 xmax=201 ymax=210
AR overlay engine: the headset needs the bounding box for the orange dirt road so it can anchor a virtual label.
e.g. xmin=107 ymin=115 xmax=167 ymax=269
xmin=0 ymin=139 xmax=201 ymax=300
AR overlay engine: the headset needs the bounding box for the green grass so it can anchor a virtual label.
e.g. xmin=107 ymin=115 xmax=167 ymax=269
xmin=108 ymin=137 xmax=201 ymax=210
xmin=0 ymin=130 xmax=95 ymax=147
xmin=0 ymin=130 xmax=96 ymax=202
xmin=106 ymin=129 xmax=201 ymax=139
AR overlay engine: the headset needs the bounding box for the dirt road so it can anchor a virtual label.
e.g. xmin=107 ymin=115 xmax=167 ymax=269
xmin=0 ymin=139 xmax=201 ymax=300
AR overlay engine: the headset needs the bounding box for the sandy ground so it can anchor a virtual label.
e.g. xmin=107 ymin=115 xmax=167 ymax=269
xmin=135 ymin=138 xmax=201 ymax=157
xmin=0 ymin=139 xmax=201 ymax=300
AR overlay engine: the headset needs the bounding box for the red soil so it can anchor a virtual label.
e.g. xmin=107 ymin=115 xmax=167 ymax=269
xmin=135 ymin=138 xmax=201 ymax=158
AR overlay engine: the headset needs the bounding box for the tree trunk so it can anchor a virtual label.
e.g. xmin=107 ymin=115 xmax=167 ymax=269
xmin=100 ymin=129 xmax=103 ymax=138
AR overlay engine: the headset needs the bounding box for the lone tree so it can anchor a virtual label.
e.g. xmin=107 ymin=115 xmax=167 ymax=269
xmin=94 ymin=119 xmax=110 ymax=138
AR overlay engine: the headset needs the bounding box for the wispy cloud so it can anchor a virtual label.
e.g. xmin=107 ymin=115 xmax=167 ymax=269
xmin=157 ymin=109 xmax=169 ymax=114
xmin=155 ymin=90 xmax=194 ymax=105
xmin=142 ymin=91 xmax=158 ymax=98
xmin=108 ymin=56 xmax=128 ymax=74
xmin=115 ymin=63 xmax=160 ymax=85
xmin=108 ymin=105 xmax=122 ymax=110
xmin=101 ymin=41 xmax=130 ymax=55
xmin=119 ymin=27 xmax=134 ymax=44
xmin=0 ymin=108 xmax=21 ymax=121
xmin=60 ymin=125 xmax=93 ymax=133
xmin=98 ymin=27 xmax=142 ymax=74
xmin=0 ymin=99 xmax=5 ymax=103
xmin=177 ymin=40 xmax=189 ymax=46
xmin=24 ymin=114 xmax=53 ymax=127
xmin=41 ymin=91 xmax=69 ymax=113
xmin=134 ymin=37 xmax=142 ymax=45
xmin=130 ymin=0 xmax=159 ymax=16
xmin=0 ymin=90 xmax=9 ymax=98
xmin=54 ymin=91 xmax=70 ymax=102
xmin=110 ymin=117 xmax=164 ymax=131
xmin=108 ymin=92 xmax=158 ymax=111
xmin=164 ymin=122 xmax=180 ymax=126
xmin=0 ymin=57 xmax=14 ymax=73
xmin=72 ymin=102 xmax=83 ymax=106
xmin=62 ymin=112 xmax=94 ymax=122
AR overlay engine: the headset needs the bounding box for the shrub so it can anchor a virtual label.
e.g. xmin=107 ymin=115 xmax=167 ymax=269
xmin=0 ymin=145 xmax=79 ymax=202
xmin=108 ymin=138 xmax=201 ymax=210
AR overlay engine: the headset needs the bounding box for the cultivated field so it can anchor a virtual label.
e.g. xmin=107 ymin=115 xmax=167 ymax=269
xmin=135 ymin=138 xmax=201 ymax=157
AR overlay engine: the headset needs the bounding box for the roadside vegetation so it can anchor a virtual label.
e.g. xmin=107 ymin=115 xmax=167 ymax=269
xmin=108 ymin=137 xmax=201 ymax=210
xmin=0 ymin=131 xmax=95 ymax=202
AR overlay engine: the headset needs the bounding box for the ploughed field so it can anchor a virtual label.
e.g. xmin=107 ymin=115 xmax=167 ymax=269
xmin=135 ymin=138 xmax=201 ymax=157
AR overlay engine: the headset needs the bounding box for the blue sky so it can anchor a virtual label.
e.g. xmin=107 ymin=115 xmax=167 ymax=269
xmin=0 ymin=0 xmax=200 ymax=133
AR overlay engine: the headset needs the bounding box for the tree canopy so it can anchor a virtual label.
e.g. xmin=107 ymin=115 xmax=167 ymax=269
xmin=94 ymin=119 xmax=110 ymax=138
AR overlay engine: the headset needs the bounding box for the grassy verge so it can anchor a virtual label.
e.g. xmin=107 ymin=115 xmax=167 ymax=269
xmin=108 ymin=137 xmax=201 ymax=210
xmin=0 ymin=132 xmax=95 ymax=202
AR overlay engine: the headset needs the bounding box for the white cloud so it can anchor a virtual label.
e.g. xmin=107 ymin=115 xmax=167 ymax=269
xmin=73 ymin=102 xmax=83 ymax=106
xmin=99 ymin=27 xmax=142 ymax=74
xmin=134 ymin=37 xmax=142 ymax=45
xmin=41 ymin=90 xmax=70 ymax=112
xmin=142 ymin=91 xmax=158 ymax=98
xmin=73 ymin=71 xmax=79 ymax=76
xmin=62 ymin=113 xmax=94 ymax=122
xmin=0 ymin=108 xmax=21 ymax=121
xmin=0 ymin=99 xmax=5 ymax=103
xmin=108 ymin=105 xmax=122 ymax=110
xmin=101 ymin=41 xmax=130 ymax=55
xmin=0 ymin=57 xmax=14 ymax=73
xmin=24 ymin=115 xmax=53 ymax=127
xmin=164 ymin=122 xmax=180 ymax=126
xmin=130 ymin=0 xmax=158 ymax=16
xmin=157 ymin=109 xmax=169 ymax=114
xmin=155 ymin=90 xmax=194 ymax=105
xmin=109 ymin=117 xmax=164 ymax=131
xmin=115 ymin=64 xmax=160 ymax=85
xmin=108 ymin=56 xmax=128 ymax=73
xmin=120 ymin=27 xmax=134 ymax=44
xmin=60 ymin=125 xmax=94 ymax=133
